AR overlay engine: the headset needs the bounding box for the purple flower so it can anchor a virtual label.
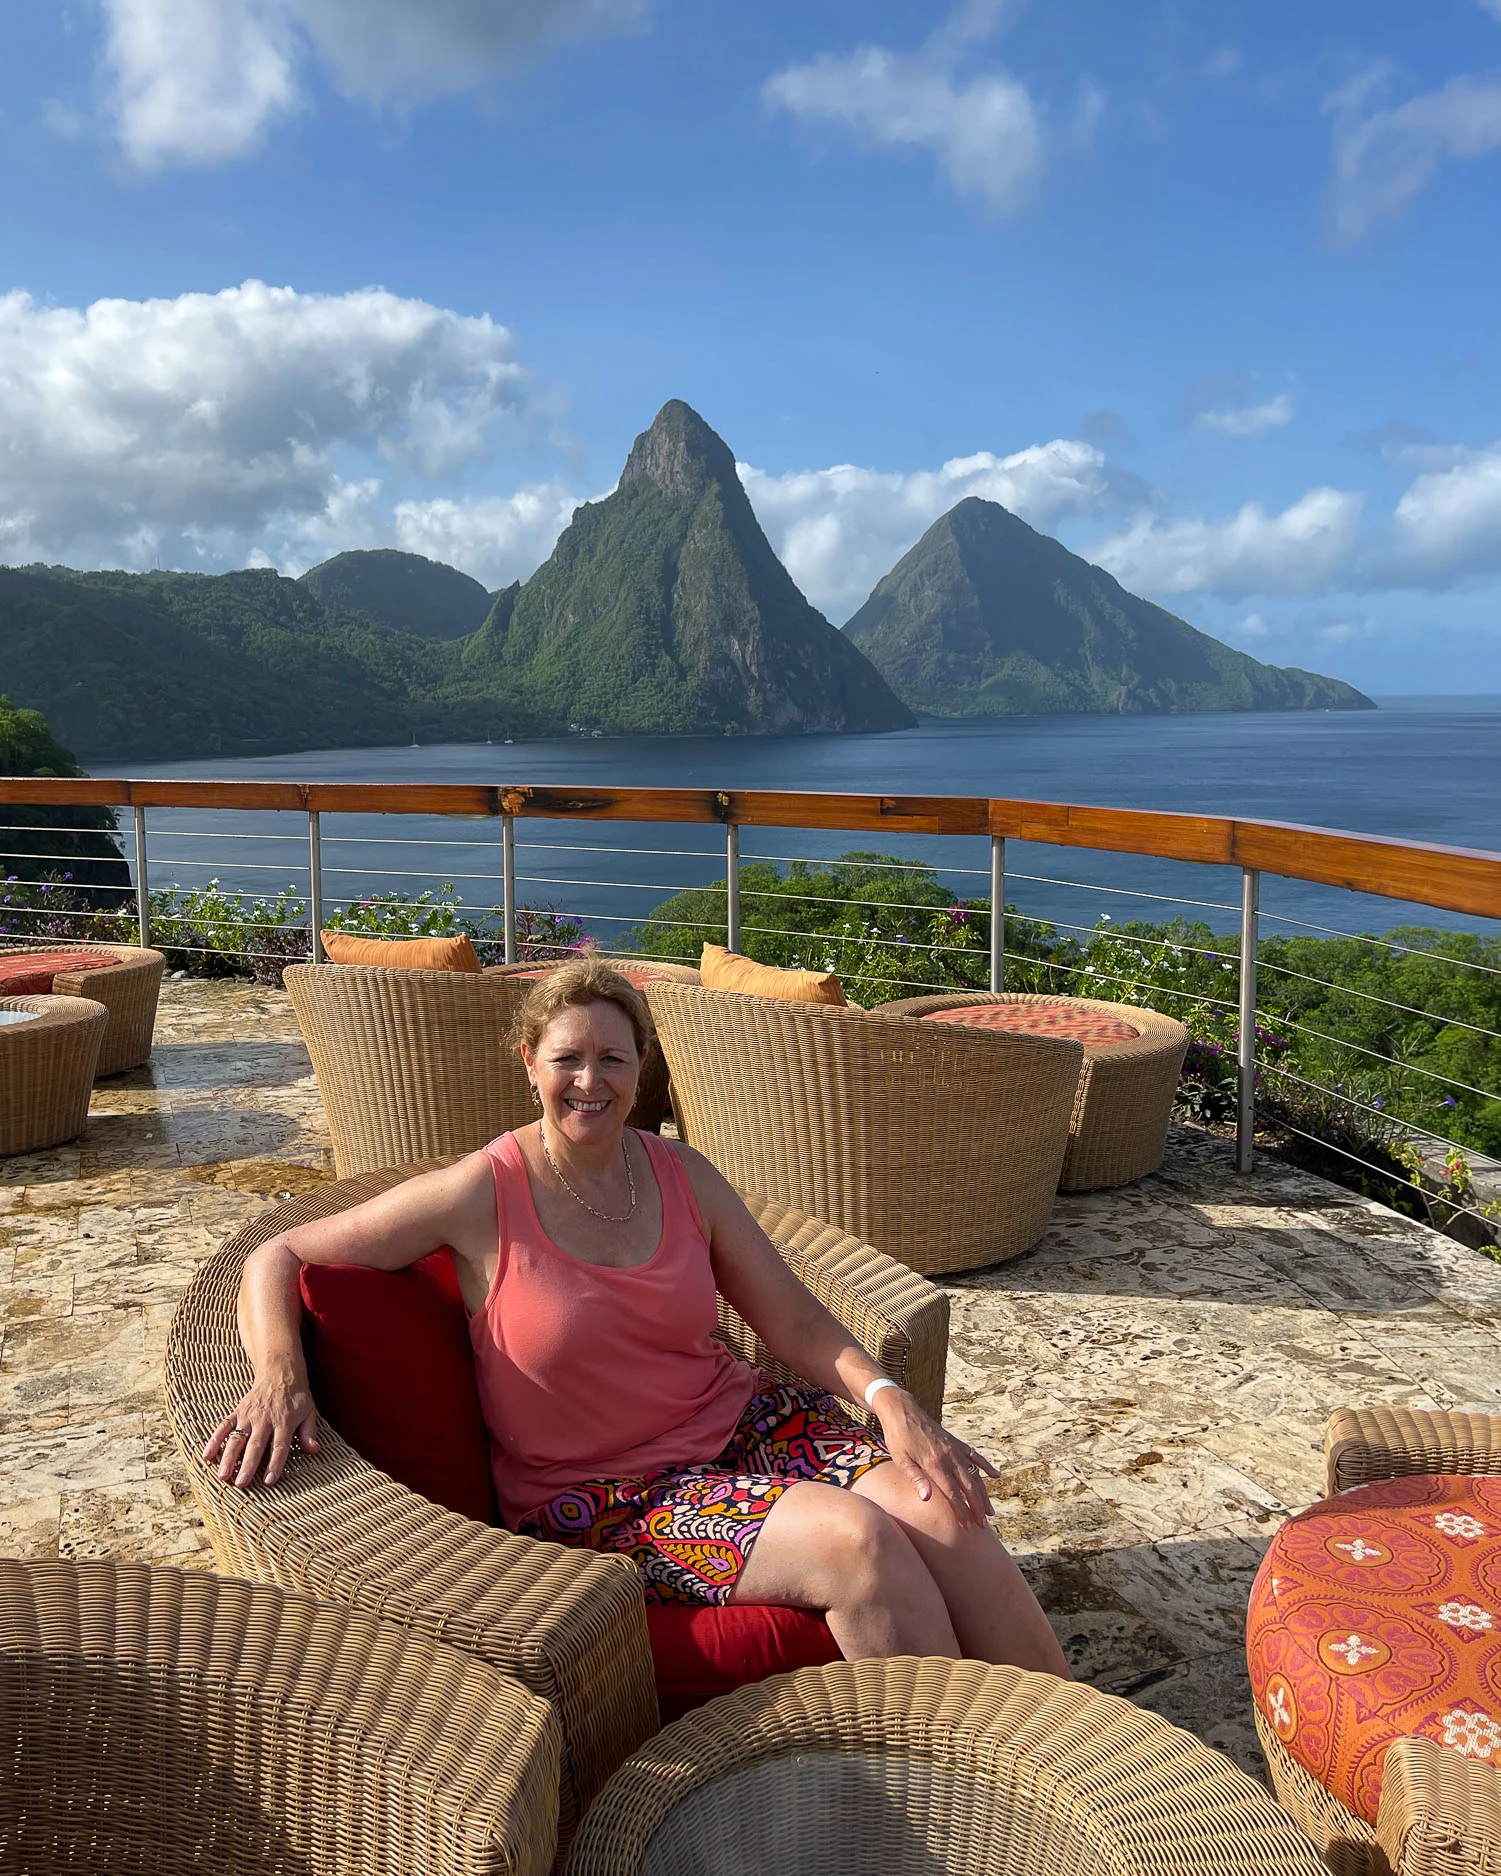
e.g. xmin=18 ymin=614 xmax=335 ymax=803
xmin=1443 ymin=1095 xmax=1458 ymax=1108
xmin=947 ymin=904 xmax=970 ymax=926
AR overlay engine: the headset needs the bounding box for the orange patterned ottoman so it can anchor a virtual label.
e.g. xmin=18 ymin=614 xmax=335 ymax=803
xmin=1247 ymin=1474 xmax=1501 ymax=1825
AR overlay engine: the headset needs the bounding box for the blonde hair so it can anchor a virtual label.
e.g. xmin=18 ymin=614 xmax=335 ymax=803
xmin=512 ymin=957 xmax=655 ymax=1060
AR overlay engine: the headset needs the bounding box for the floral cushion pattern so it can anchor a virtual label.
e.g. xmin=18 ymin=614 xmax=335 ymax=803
xmin=920 ymin=1001 xmax=1141 ymax=1048
xmin=1247 ymin=1474 xmax=1501 ymax=1824
xmin=0 ymin=951 xmax=118 ymax=996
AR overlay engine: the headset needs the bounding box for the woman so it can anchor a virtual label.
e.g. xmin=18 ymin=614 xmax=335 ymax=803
xmin=209 ymin=958 xmax=1067 ymax=1671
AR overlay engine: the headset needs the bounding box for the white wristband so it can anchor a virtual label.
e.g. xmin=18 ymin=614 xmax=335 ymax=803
xmin=863 ymin=1377 xmax=900 ymax=1408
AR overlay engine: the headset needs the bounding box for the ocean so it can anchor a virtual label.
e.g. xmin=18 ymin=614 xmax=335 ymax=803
xmin=94 ymin=697 xmax=1501 ymax=944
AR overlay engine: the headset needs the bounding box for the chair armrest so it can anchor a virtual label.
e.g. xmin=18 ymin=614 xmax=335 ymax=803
xmin=1376 ymin=1734 xmax=1501 ymax=1876
xmin=1325 ymin=1408 xmax=1501 ymax=1495
xmin=725 ymin=1192 xmax=950 ymax=1421
xmin=2 ymin=1557 xmax=562 ymax=1876
xmin=164 ymin=1225 xmax=659 ymax=1850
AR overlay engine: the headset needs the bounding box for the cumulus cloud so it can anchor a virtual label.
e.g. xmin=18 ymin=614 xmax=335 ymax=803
xmin=763 ymin=3 xmax=1099 ymax=215
xmin=98 ymin=0 xmax=644 ymax=167
xmin=1381 ymin=443 xmax=1501 ymax=587
xmin=0 ymin=279 xmax=531 ymax=569
xmin=1324 ymin=64 xmax=1501 ymax=243
xmin=740 ymin=439 xmax=1141 ymax=620
xmin=389 ymin=486 xmax=588 ymax=590
xmin=1180 ymin=371 xmax=1295 ymax=438
xmin=1090 ymin=488 xmax=1366 ymax=602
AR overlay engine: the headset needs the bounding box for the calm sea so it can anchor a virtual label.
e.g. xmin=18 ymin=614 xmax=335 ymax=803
xmin=95 ymin=697 xmax=1501 ymax=944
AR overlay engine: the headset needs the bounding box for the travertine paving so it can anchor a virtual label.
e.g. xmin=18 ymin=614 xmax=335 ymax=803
xmin=3 ymin=977 xmax=1500 ymax=1781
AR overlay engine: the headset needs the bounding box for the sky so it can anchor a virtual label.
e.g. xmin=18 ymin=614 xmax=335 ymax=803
xmin=2 ymin=0 xmax=1500 ymax=694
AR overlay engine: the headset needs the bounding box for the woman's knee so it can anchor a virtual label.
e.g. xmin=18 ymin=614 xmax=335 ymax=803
xmin=825 ymin=1492 xmax=919 ymax=1598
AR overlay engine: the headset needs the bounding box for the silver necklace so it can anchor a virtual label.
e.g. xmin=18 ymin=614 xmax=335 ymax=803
xmin=540 ymin=1124 xmax=638 ymax=1223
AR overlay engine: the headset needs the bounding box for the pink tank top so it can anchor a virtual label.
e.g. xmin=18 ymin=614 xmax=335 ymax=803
xmin=471 ymin=1130 xmax=756 ymax=1528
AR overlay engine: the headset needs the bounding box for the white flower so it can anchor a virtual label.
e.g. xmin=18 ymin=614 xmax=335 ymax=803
xmin=1328 ymin=1632 xmax=1380 ymax=1667
xmin=1333 ymin=1537 xmax=1385 ymax=1563
xmin=1441 ymin=1709 xmax=1501 ymax=1758
xmin=1436 ymin=1512 xmax=1487 ymax=1539
xmin=1438 ymin=1601 xmax=1494 ymax=1634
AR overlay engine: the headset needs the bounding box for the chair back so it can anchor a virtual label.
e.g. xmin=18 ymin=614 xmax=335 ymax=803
xmin=644 ymin=982 xmax=1082 ymax=1276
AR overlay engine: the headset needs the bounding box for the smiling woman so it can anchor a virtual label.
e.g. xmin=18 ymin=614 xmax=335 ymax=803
xmin=208 ymin=954 xmax=1067 ymax=1671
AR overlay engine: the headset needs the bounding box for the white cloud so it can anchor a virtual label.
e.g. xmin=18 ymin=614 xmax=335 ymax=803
xmin=763 ymin=4 xmax=1099 ymax=215
xmin=1325 ymin=65 xmax=1501 ymax=243
xmin=1195 ymin=392 xmax=1295 ymax=438
xmin=0 ymin=280 xmax=530 ymax=569
xmin=740 ymin=439 xmax=1139 ymax=620
xmin=1090 ymin=488 xmax=1365 ymax=602
xmin=390 ymin=486 xmax=587 ymax=589
xmin=1383 ymin=443 xmax=1501 ymax=587
xmin=98 ymin=0 xmax=644 ymax=167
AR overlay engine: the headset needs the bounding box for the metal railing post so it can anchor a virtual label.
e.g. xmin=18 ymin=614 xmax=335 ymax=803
xmin=502 ymin=814 xmax=516 ymax=964
xmin=726 ymin=824 xmax=740 ymax=952
xmin=990 ymin=835 xmax=1005 ymax=992
xmin=1237 ymin=867 xmax=1260 ymax=1173
xmin=132 ymin=805 xmax=149 ymax=949
xmin=308 ymin=811 xmax=324 ymax=963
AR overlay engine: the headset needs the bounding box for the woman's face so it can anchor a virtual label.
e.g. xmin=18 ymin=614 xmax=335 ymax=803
xmin=523 ymin=999 xmax=642 ymax=1144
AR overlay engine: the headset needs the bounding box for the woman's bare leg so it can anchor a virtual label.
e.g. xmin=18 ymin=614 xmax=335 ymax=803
xmin=853 ymin=1463 xmax=1069 ymax=1676
xmin=730 ymin=1479 xmax=960 ymax=1659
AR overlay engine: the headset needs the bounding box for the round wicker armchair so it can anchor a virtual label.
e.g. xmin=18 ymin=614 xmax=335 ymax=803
xmin=163 ymin=1162 xmax=950 ymax=1858
xmin=643 ymin=982 xmax=1082 ymax=1275
xmin=0 ymin=1557 xmax=561 ymax=1876
xmin=876 ymin=992 xmax=1189 ymax=1192
xmin=0 ymin=941 xmax=163 ymax=1076
xmin=0 ymin=994 xmax=106 ymax=1156
xmin=564 ymin=1658 xmax=1329 ymax=1876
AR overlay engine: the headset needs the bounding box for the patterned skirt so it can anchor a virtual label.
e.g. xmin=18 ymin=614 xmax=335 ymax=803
xmin=517 ymin=1379 xmax=890 ymax=1606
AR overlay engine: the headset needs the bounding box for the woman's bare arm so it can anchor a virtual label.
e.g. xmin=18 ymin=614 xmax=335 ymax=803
xmin=206 ymin=1154 xmax=496 ymax=1491
xmin=676 ymin=1143 xmax=995 ymax=1526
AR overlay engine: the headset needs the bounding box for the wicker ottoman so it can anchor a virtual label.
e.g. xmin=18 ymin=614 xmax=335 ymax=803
xmin=564 ymin=1658 xmax=1326 ymax=1875
xmin=483 ymin=958 xmax=702 ymax=1134
xmin=1247 ymin=1473 xmax=1501 ymax=1873
xmin=877 ymin=992 xmax=1189 ymax=1191
xmin=0 ymin=942 xmax=164 ymax=1075
xmin=0 ymin=995 xmax=107 ymax=1156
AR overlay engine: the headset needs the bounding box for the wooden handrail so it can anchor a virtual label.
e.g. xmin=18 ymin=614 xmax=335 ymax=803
xmin=3 ymin=776 xmax=1499 ymax=921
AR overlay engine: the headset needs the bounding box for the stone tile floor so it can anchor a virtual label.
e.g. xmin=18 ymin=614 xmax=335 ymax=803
xmin=3 ymin=978 xmax=1500 ymax=1781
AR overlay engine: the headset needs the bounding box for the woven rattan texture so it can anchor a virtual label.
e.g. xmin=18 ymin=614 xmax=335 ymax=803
xmin=163 ymin=1161 xmax=950 ymax=1851
xmin=285 ymin=964 xmax=537 ymax=1176
xmin=1325 ymin=1408 xmax=1501 ymax=1496
xmin=564 ymin=1658 xmax=1329 ymax=1876
xmin=0 ymin=1557 xmax=561 ymax=1875
xmin=0 ymin=994 xmax=106 ymax=1156
xmin=0 ymin=942 xmax=164 ymax=1076
xmin=877 ymin=992 xmax=1190 ymax=1193
xmin=643 ymin=983 xmax=1081 ymax=1276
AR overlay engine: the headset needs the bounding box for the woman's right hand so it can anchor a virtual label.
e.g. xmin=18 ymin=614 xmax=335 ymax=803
xmin=202 ymin=1364 xmax=321 ymax=1489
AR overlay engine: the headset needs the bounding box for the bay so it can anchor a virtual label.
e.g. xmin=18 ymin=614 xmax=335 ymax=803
xmin=95 ymin=698 xmax=1501 ymax=944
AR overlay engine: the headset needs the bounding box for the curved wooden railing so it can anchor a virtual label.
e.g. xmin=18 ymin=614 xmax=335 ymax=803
xmin=2 ymin=776 xmax=1499 ymax=918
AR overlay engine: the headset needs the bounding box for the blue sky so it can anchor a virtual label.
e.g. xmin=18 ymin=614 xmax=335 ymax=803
xmin=2 ymin=0 xmax=1500 ymax=693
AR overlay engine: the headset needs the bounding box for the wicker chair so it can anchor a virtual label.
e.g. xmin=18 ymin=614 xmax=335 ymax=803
xmin=642 ymin=982 xmax=1081 ymax=1276
xmin=0 ymin=941 xmax=163 ymax=1075
xmin=877 ymin=992 xmax=1190 ymax=1191
xmin=482 ymin=960 xmax=703 ymax=1134
xmin=1244 ymin=1408 xmax=1501 ymax=1876
xmin=0 ymin=995 xmax=106 ymax=1156
xmin=564 ymin=1658 xmax=1329 ymax=1875
xmin=163 ymin=1162 xmax=950 ymax=1857
xmin=0 ymin=1557 xmax=560 ymax=1876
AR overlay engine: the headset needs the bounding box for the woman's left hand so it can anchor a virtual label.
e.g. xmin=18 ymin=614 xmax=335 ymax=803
xmin=869 ymin=1387 xmax=999 ymax=1526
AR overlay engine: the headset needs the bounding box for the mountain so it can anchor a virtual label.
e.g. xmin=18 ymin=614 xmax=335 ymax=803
xmin=299 ymin=549 xmax=493 ymax=642
xmin=476 ymin=400 xmax=914 ymax=734
xmin=844 ymin=498 xmax=1375 ymax=716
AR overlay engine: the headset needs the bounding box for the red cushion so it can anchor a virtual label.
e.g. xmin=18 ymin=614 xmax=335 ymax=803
xmin=1247 ymin=1475 xmax=1501 ymax=1824
xmin=922 ymin=1000 xmax=1141 ymax=1047
xmin=300 ymin=1252 xmax=842 ymax=1710
xmin=299 ymin=1250 xmax=500 ymax=1526
xmin=648 ymin=1603 xmax=840 ymax=1722
xmin=0 ymin=951 xmax=118 ymax=995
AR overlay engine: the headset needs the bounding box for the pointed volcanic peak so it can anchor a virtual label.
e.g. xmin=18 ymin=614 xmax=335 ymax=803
xmin=844 ymin=497 xmax=1374 ymax=717
xmin=479 ymin=401 xmax=915 ymax=736
xmin=299 ymin=548 xmax=493 ymax=642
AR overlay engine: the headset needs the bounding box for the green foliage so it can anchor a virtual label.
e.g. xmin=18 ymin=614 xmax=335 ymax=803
xmin=0 ymin=694 xmax=129 ymax=898
xmin=298 ymin=550 xmax=492 ymax=642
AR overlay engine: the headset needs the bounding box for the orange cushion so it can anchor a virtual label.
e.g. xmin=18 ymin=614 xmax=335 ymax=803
xmin=1247 ymin=1475 xmax=1501 ymax=1824
xmin=0 ymin=951 xmax=118 ymax=995
xmin=320 ymin=932 xmax=481 ymax=972
xmin=922 ymin=1001 xmax=1140 ymax=1047
xmin=700 ymin=944 xmax=845 ymax=1007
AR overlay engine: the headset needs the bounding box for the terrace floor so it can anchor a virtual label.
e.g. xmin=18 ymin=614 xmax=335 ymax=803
xmin=3 ymin=978 xmax=1500 ymax=1781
